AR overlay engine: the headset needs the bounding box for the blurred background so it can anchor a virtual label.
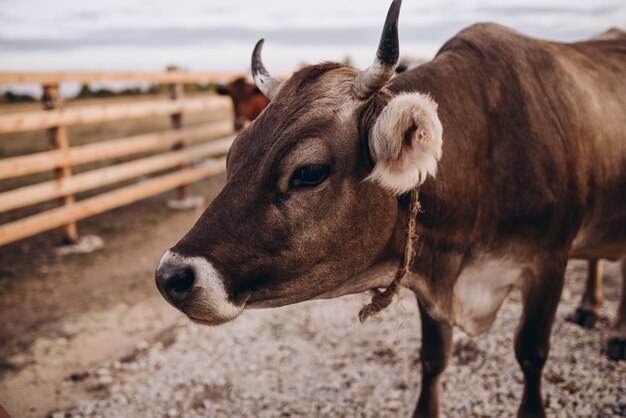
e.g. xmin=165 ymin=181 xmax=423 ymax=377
xmin=2 ymin=0 xmax=626 ymax=96
xmin=1 ymin=1 xmax=625 ymax=417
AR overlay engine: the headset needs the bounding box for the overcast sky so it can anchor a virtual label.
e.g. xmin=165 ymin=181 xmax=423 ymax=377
xmin=1 ymin=0 xmax=624 ymax=75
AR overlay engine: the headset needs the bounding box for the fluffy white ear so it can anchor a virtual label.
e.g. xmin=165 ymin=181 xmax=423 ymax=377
xmin=367 ymin=92 xmax=443 ymax=195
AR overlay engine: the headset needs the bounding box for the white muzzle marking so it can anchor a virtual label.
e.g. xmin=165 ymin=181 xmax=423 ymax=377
xmin=158 ymin=250 xmax=243 ymax=323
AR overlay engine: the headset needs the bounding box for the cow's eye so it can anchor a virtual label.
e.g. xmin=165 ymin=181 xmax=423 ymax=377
xmin=289 ymin=165 xmax=331 ymax=188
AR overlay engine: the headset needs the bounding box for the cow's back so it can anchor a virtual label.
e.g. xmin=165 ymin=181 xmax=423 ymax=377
xmin=390 ymin=24 xmax=626 ymax=259
xmin=564 ymin=29 xmax=626 ymax=258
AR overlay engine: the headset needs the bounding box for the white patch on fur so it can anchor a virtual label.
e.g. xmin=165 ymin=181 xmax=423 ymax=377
xmin=367 ymin=92 xmax=443 ymax=195
xmin=158 ymin=250 xmax=243 ymax=322
xmin=452 ymin=258 xmax=525 ymax=336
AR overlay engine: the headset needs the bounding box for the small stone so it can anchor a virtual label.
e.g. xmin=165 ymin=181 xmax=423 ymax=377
xmin=385 ymin=400 xmax=403 ymax=411
xmin=98 ymin=375 xmax=114 ymax=385
xmin=54 ymin=235 xmax=104 ymax=256
xmin=78 ymin=400 xmax=94 ymax=414
xmin=95 ymin=367 xmax=110 ymax=377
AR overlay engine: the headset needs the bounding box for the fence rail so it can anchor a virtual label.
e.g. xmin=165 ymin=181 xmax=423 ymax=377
xmin=0 ymin=96 xmax=230 ymax=133
xmin=0 ymin=71 xmax=237 ymax=84
xmin=0 ymin=70 xmax=239 ymax=247
xmin=0 ymin=119 xmax=233 ymax=179
xmin=0 ymin=159 xmax=226 ymax=246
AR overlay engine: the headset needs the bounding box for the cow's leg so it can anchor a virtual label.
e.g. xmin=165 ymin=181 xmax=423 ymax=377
xmin=566 ymin=259 xmax=603 ymax=327
xmin=607 ymin=258 xmax=626 ymax=361
xmin=413 ymin=298 xmax=452 ymax=418
xmin=515 ymin=259 xmax=566 ymax=418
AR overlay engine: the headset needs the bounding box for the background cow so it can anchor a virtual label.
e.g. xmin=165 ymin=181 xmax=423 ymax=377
xmin=567 ymin=258 xmax=626 ymax=360
xmin=394 ymin=56 xmax=428 ymax=74
xmin=156 ymin=1 xmax=626 ymax=416
xmin=216 ymin=77 xmax=269 ymax=131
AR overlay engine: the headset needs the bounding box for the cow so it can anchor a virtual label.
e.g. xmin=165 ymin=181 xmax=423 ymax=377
xmin=216 ymin=76 xmax=270 ymax=131
xmin=562 ymin=26 xmax=626 ymax=362
xmin=566 ymin=258 xmax=626 ymax=360
xmin=395 ymin=56 xmax=428 ymax=74
xmin=156 ymin=0 xmax=626 ymax=416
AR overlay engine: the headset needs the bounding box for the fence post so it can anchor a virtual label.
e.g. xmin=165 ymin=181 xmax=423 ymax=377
xmin=166 ymin=66 xmax=204 ymax=210
xmin=168 ymin=66 xmax=188 ymax=200
xmin=42 ymin=83 xmax=79 ymax=244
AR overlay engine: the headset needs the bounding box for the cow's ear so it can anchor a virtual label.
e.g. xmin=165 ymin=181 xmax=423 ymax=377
xmin=367 ymin=92 xmax=443 ymax=195
xmin=216 ymin=85 xmax=230 ymax=95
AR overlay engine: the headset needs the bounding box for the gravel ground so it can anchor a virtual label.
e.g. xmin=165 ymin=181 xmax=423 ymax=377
xmin=46 ymin=260 xmax=626 ymax=418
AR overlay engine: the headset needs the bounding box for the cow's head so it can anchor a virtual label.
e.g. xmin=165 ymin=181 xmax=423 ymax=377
xmin=155 ymin=0 xmax=442 ymax=325
xmin=217 ymin=77 xmax=270 ymax=131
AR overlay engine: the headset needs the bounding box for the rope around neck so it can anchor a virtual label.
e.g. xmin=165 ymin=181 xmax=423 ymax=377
xmin=358 ymin=188 xmax=421 ymax=322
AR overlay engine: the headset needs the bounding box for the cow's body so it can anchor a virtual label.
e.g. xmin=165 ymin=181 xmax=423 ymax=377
xmin=156 ymin=2 xmax=626 ymax=416
xmin=385 ymin=23 xmax=626 ymax=335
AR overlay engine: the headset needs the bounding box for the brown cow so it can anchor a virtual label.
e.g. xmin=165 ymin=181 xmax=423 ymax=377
xmin=563 ymin=25 xmax=626 ymax=361
xmin=395 ymin=56 xmax=428 ymax=74
xmin=216 ymin=77 xmax=269 ymax=131
xmin=567 ymin=258 xmax=626 ymax=360
xmin=156 ymin=1 xmax=626 ymax=416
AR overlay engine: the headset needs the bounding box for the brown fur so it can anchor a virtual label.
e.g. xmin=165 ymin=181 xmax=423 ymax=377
xmin=166 ymin=23 xmax=626 ymax=417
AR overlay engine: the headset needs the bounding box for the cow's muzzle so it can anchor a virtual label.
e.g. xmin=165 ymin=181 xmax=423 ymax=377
xmin=155 ymin=250 xmax=245 ymax=325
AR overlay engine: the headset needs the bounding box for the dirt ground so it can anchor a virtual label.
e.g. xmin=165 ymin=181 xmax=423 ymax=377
xmin=0 ymin=177 xmax=624 ymax=417
xmin=0 ymin=172 xmax=227 ymax=417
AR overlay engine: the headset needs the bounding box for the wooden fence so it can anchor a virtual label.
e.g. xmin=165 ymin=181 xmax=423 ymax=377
xmin=0 ymin=71 xmax=239 ymax=247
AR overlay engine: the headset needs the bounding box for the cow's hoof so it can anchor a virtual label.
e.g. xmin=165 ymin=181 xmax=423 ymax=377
xmin=606 ymin=338 xmax=626 ymax=361
xmin=565 ymin=307 xmax=598 ymax=328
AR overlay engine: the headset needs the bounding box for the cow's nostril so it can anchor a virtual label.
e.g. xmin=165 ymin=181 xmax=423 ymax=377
xmin=170 ymin=268 xmax=195 ymax=293
xmin=158 ymin=267 xmax=196 ymax=303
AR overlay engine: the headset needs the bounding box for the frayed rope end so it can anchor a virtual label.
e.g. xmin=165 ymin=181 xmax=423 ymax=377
xmin=358 ymin=284 xmax=401 ymax=322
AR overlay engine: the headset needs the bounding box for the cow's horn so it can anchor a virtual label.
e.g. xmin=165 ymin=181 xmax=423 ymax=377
xmin=353 ymin=0 xmax=402 ymax=99
xmin=251 ymin=39 xmax=282 ymax=100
